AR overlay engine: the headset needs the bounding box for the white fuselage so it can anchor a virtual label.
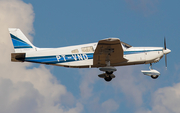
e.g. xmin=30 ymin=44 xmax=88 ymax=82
xmin=24 ymin=42 xmax=165 ymax=68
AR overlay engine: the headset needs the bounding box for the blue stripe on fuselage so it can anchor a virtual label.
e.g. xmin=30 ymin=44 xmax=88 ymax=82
xmin=25 ymin=53 xmax=94 ymax=64
xmin=124 ymin=49 xmax=163 ymax=55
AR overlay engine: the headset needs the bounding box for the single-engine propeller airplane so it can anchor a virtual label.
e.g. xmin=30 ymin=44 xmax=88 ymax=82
xmin=9 ymin=28 xmax=171 ymax=82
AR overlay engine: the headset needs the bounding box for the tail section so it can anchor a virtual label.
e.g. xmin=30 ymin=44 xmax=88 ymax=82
xmin=9 ymin=28 xmax=36 ymax=53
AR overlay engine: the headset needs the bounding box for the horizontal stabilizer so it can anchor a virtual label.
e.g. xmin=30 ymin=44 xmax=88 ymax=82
xmin=11 ymin=53 xmax=26 ymax=62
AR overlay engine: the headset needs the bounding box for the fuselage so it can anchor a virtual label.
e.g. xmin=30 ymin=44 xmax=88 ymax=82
xmin=9 ymin=28 xmax=171 ymax=81
xmin=24 ymin=42 xmax=166 ymax=68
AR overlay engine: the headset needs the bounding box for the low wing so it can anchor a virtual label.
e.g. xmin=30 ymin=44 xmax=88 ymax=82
xmin=93 ymin=38 xmax=127 ymax=67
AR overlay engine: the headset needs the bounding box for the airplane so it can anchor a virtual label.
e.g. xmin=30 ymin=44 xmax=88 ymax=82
xmin=9 ymin=28 xmax=171 ymax=82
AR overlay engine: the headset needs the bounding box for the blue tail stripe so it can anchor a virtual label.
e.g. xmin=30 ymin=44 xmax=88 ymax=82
xmin=10 ymin=34 xmax=32 ymax=49
xmin=10 ymin=34 xmax=27 ymax=44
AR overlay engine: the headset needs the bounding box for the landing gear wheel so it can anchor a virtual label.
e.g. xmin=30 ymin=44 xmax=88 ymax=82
xmin=151 ymin=75 xmax=159 ymax=79
xmin=104 ymin=76 xmax=112 ymax=82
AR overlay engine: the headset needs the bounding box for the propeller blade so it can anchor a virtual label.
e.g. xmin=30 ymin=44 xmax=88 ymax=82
xmin=164 ymin=37 xmax=168 ymax=69
xmin=164 ymin=37 xmax=166 ymax=50
xmin=165 ymin=54 xmax=167 ymax=69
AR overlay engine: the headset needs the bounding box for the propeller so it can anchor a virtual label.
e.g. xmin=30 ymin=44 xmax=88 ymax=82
xmin=164 ymin=37 xmax=167 ymax=69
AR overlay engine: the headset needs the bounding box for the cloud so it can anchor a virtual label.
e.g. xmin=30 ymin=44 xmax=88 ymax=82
xmin=78 ymin=69 xmax=120 ymax=112
xmin=0 ymin=78 xmax=41 ymax=113
xmin=79 ymin=65 xmax=169 ymax=113
xmin=147 ymin=83 xmax=180 ymax=113
xmin=112 ymin=66 xmax=153 ymax=108
xmin=78 ymin=65 xmax=153 ymax=112
xmin=125 ymin=0 xmax=159 ymax=16
xmin=79 ymin=69 xmax=99 ymax=99
xmin=0 ymin=0 xmax=83 ymax=113
xmin=0 ymin=0 xmax=34 ymax=42
xmin=101 ymin=99 xmax=119 ymax=113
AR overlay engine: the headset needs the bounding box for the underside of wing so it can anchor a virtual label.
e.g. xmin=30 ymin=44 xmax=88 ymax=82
xmin=93 ymin=38 xmax=127 ymax=67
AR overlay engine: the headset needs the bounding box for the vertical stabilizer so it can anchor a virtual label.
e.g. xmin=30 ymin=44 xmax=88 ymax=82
xmin=9 ymin=28 xmax=36 ymax=53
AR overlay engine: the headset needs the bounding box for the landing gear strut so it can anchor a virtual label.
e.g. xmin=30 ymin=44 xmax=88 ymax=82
xmin=98 ymin=50 xmax=116 ymax=82
xmin=149 ymin=63 xmax=159 ymax=79
xmin=150 ymin=63 xmax=152 ymax=69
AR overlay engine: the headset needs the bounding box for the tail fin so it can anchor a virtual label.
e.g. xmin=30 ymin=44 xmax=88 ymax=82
xmin=9 ymin=28 xmax=36 ymax=53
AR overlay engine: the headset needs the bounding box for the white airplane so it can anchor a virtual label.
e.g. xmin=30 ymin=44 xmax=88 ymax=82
xmin=9 ymin=28 xmax=171 ymax=82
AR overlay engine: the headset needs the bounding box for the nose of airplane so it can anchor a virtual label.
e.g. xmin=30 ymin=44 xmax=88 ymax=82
xmin=163 ymin=48 xmax=171 ymax=54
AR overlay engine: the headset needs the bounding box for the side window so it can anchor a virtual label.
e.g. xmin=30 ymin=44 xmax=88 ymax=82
xmin=71 ymin=49 xmax=79 ymax=53
xmin=81 ymin=46 xmax=94 ymax=52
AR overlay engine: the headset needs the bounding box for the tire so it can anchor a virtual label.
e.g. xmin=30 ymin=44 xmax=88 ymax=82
xmin=104 ymin=76 xmax=112 ymax=82
xmin=151 ymin=75 xmax=159 ymax=79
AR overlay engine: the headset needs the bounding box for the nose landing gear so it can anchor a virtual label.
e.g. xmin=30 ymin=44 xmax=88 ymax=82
xmin=141 ymin=63 xmax=160 ymax=79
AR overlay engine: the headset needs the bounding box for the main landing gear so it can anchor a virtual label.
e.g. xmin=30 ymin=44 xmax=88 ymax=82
xmin=98 ymin=71 xmax=115 ymax=82
xmin=98 ymin=66 xmax=116 ymax=82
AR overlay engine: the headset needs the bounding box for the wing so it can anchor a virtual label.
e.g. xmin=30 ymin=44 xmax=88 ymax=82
xmin=93 ymin=38 xmax=127 ymax=67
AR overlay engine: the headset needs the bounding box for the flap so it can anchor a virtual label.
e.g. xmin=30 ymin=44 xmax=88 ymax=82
xmin=93 ymin=38 xmax=127 ymax=67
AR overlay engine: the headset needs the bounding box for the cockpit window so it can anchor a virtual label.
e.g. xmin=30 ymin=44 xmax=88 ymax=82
xmin=121 ymin=42 xmax=132 ymax=48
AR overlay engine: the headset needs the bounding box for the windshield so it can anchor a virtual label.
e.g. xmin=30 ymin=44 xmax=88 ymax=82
xmin=121 ymin=42 xmax=132 ymax=48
